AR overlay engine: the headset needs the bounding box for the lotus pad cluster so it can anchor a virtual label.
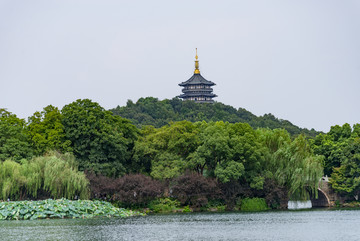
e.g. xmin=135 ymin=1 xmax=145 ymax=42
xmin=0 ymin=199 xmax=144 ymax=220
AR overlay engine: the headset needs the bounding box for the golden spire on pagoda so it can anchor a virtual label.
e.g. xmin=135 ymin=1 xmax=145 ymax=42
xmin=194 ymin=48 xmax=200 ymax=74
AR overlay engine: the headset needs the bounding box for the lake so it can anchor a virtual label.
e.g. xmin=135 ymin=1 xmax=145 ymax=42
xmin=1 ymin=209 xmax=360 ymax=240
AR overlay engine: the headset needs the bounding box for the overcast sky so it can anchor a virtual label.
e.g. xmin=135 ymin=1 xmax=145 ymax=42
xmin=1 ymin=0 xmax=359 ymax=132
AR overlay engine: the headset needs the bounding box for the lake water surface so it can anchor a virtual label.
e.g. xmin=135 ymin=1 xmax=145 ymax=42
xmin=1 ymin=209 xmax=360 ymax=240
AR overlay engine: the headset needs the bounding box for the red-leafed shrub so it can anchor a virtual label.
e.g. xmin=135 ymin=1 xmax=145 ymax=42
xmin=86 ymin=171 xmax=117 ymax=199
xmin=219 ymin=180 xmax=252 ymax=210
xmin=86 ymin=172 xmax=164 ymax=207
xmin=262 ymin=179 xmax=288 ymax=209
xmin=171 ymin=172 xmax=220 ymax=208
xmin=113 ymin=174 xmax=164 ymax=207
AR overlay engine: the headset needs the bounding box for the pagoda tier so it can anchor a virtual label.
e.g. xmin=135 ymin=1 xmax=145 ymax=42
xmin=179 ymin=73 xmax=215 ymax=86
xmin=178 ymin=49 xmax=217 ymax=103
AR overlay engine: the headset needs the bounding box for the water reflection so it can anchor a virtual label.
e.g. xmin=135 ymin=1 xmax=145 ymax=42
xmin=1 ymin=210 xmax=360 ymax=241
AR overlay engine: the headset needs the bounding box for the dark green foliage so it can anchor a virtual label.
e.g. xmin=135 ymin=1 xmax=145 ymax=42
xmin=61 ymin=99 xmax=138 ymax=177
xmin=132 ymin=120 xmax=322 ymax=207
xmin=329 ymin=138 xmax=360 ymax=198
xmin=312 ymin=124 xmax=359 ymax=176
xmin=2 ymin=97 xmax=344 ymax=209
xmin=311 ymin=123 xmax=360 ymax=199
xmin=0 ymin=109 xmax=32 ymax=161
xmin=111 ymin=97 xmax=319 ymax=136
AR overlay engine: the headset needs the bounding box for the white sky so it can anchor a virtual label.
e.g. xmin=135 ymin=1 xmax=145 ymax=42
xmin=1 ymin=0 xmax=359 ymax=132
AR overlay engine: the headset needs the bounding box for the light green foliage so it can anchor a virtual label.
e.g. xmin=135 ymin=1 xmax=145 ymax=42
xmin=37 ymin=152 xmax=89 ymax=199
xmin=190 ymin=122 xmax=233 ymax=175
xmin=240 ymin=198 xmax=268 ymax=211
xmin=0 ymin=160 xmax=25 ymax=200
xmin=61 ymin=99 xmax=138 ymax=177
xmin=190 ymin=122 xmax=263 ymax=186
xmin=0 ymin=109 xmax=32 ymax=161
xmin=148 ymin=198 xmax=180 ymax=213
xmin=215 ymin=161 xmax=245 ymax=183
xmin=135 ymin=119 xmax=321 ymax=202
xmin=133 ymin=121 xmax=199 ymax=179
xmin=150 ymin=152 xmax=187 ymax=180
xmin=27 ymin=105 xmax=72 ymax=156
xmin=258 ymin=129 xmax=323 ymax=200
xmin=0 ymin=199 xmax=144 ymax=220
xmin=182 ymin=205 xmax=192 ymax=213
xmin=0 ymin=152 xmax=89 ymax=200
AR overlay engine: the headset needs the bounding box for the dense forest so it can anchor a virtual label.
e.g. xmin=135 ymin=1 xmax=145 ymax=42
xmin=111 ymin=97 xmax=319 ymax=137
xmin=1 ymin=98 xmax=359 ymax=211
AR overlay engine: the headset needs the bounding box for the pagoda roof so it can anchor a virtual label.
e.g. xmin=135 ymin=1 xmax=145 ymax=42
xmin=179 ymin=73 xmax=215 ymax=86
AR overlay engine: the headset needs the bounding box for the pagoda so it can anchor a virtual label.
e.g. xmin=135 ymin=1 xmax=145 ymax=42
xmin=178 ymin=49 xmax=217 ymax=103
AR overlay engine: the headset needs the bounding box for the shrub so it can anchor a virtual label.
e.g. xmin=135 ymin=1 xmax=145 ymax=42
xmin=182 ymin=205 xmax=191 ymax=213
xmin=148 ymin=198 xmax=180 ymax=213
xmin=86 ymin=171 xmax=117 ymax=199
xmin=86 ymin=173 xmax=164 ymax=207
xmin=219 ymin=180 xmax=252 ymax=210
xmin=205 ymin=200 xmax=226 ymax=211
xmin=240 ymin=198 xmax=268 ymax=211
xmin=262 ymin=178 xmax=288 ymax=209
xmin=171 ymin=172 xmax=220 ymax=208
xmin=113 ymin=174 xmax=164 ymax=207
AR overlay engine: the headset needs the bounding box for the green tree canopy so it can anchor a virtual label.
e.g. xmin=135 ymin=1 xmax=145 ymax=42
xmin=258 ymin=128 xmax=323 ymax=200
xmin=27 ymin=105 xmax=72 ymax=156
xmin=0 ymin=109 xmax=32 ymax=161
xmin=133 ymin=121 xmax=199 ymax=179
xmin=329 ymin=136 xmax=360 ymax=199
xmin=61 ymin=99 xmax=138 ymax=177
xmin=111 ymin=97 xmax=319 ymax=137
xmin=312 ymin=123 xmax=360 ymax=176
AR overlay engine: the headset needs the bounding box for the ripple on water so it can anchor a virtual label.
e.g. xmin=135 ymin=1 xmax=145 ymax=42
xmin=1 ymin=210 xmax=360 ymax=241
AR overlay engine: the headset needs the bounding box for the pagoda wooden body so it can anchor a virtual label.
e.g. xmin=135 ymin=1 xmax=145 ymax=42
xmin=178 ymin=50 xmax=217 ymax=103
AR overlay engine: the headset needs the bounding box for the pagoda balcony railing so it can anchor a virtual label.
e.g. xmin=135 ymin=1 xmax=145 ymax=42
xmin=182 ymin=88 xmax=213 ymax=93
xmin=182 ymin=85 xmax=213 ymax=90
xmin=179 ymin=93 xmax=217 ymax=98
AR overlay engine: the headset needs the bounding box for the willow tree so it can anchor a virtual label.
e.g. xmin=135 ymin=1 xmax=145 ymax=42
xmin=258 ymin=129 xmax=323 ymax=200
xmin=32 ymin=152 xmax=89 ymax=199
xmin=0 ymin=160 xmax=26 ymax=200
xmin=0 ymin=152 xmax=89 ymax=200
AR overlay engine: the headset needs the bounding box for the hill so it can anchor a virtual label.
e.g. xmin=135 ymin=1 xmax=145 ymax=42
xmin=110 ymin=97 xmax=319 ymax=137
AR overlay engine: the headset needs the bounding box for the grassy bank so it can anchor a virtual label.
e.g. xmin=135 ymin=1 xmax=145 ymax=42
xmin=0 ymin=199 xmax=144 ymax=220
